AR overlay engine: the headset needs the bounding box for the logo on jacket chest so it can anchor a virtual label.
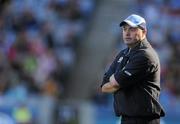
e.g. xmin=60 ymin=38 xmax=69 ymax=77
xmin=117 ymin=57 xmax=123 ymax=63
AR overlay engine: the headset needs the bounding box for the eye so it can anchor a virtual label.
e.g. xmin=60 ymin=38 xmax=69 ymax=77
xmin=129 ymin=27 xmax=137 ymax=32
xmin=123 ymin=27 xmax=128 ymax=31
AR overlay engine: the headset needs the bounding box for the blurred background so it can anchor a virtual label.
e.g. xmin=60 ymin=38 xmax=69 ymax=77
xmin=0 ymin=0 xmax=179 ymax=124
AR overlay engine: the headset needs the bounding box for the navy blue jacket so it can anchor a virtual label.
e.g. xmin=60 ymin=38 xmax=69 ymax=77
xmin=101 ymin=39 xmax=165 ymax=118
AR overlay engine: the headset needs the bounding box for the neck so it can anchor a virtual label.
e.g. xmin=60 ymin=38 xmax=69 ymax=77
xmin=128 ymin=41 xmax=140 ymax=48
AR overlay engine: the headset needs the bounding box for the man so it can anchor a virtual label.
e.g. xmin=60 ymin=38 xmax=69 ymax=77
xmin=101 ymin=14 xmax=165 ymax=124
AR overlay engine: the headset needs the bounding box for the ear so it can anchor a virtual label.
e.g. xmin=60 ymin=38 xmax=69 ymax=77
xmin=143 ymin=29 xmax=147 ymax=35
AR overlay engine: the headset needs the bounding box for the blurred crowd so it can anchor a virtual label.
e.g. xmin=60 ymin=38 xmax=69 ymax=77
xmin=0 ymin=0 xmax=179 ymax=123
xmin=0 ymin=0 xmax=95 ymax=101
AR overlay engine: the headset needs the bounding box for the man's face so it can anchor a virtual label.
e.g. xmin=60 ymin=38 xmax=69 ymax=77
xmin=122 ymin=24 xmax=146 ymax=46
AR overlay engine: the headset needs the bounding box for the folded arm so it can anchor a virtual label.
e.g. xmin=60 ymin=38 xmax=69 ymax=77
xmin=101 ymin=74 xmax=120 ymax=93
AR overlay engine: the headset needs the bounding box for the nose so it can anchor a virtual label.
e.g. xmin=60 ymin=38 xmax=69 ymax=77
xmin=125 ymin=30 xmax=130 ymax=36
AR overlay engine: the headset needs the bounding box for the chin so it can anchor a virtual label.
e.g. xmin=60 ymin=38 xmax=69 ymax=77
xmin=125 ymin=42 xmax=133 ymax=45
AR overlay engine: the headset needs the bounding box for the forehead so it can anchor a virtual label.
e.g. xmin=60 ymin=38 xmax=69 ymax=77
xmin=122 ymin=24 xmax=137 ymax=29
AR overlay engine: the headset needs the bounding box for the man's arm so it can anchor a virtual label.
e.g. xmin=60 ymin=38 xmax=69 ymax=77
xmin=101 ymin=51 xmax=124 ymax=93
xmin=113 ymin=52 xmax=150 ymax=88
xmin=101 ymin=75 xmax=120 ymax=93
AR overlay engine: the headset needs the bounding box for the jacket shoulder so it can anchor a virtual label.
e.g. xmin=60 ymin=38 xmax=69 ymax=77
xmin=118 ymin=48 xmax=129 ymax=56
xmin=136 ymin=47 xmax=160 ymax=65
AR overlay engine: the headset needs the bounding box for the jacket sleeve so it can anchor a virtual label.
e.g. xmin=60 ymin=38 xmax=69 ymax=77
xmin=114 ymin=51 xmax=154 ymax=88
xmin=101 ymin=54 xmax=120 ymax=87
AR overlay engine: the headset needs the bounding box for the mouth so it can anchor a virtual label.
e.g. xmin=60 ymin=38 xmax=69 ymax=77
xmin=125 ymin=38 xmax=132 ymax=40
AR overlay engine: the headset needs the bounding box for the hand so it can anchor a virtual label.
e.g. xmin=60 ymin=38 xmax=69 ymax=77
xmin=101 ymin=74 xmax=120 ymax=93
xmin=110 ymin=74 xmax=119 ymax=87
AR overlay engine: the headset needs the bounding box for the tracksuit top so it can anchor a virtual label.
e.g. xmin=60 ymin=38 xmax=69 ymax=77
xmin=101 ymin=39 xmax=165 ymax=118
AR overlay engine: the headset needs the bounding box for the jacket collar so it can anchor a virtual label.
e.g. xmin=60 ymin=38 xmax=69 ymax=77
xmin=129 ymin=38 xmax=151 ymax=51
